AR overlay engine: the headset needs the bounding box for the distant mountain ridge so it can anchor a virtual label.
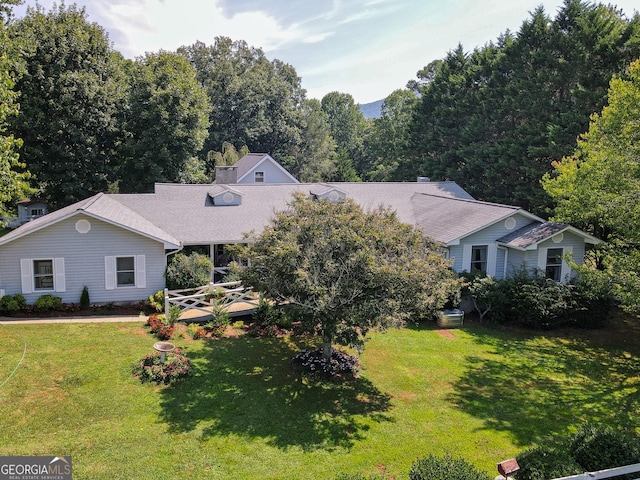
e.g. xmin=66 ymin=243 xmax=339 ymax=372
xmin=359 ymin=99 xmax=383 ymax=119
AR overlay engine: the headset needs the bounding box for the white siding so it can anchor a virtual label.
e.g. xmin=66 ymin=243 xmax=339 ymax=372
xmin=0 ymin=214 xmax=167 ymax=304
xmin=237 ymin=159 xmax=298 ymax=184
xmin=454 ymin=213 xmax=532 ymax=279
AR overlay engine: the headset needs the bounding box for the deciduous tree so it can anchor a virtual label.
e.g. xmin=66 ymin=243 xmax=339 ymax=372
xmin=118 ymin=51 xmax=210 ymax=192
xmin=9 ymin=4 xmax=126 ymax=208
xmin=0 ymin=0 xmax=32 ymax=217
xmin=543 ymin=59 xmax=640 ymax=312
xmin=178 ymin=39 xmax=305 ymax=170
xmin=238 ymin=192 xmax=459 ymax=360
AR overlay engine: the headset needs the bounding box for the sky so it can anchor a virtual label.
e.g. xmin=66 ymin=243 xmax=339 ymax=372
xmin=13 ymin=0 xmax=640 ymax=104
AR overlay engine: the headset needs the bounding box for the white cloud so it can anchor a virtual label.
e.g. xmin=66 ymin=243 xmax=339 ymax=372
xmin=13 ymin=0 xmax=640 ymax=103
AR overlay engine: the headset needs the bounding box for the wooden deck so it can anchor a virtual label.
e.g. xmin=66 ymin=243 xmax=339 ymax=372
xmin=178 ymin=300 xmax=257 ymax=322
xmin=166 ymin=281 xmax=259 ymax=322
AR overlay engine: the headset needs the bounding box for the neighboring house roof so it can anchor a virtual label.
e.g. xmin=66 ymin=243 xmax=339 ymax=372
xmin=497 ymin=221 xmax=602 ymax=250
xmin=0 ymin=193 xmax=181 ymax=248
xmin=234 ymin=153 xmax=300 ymax=184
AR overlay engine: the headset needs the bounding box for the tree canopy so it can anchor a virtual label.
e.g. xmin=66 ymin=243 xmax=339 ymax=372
xmin=404 ymin=0 xmax=640 ymax=215
xmin=0 ymin=0 xmax=32 ymax=218
xmin=8 ymin=4 xmax=126 ymax=208
xmin=238 ymin=192 xmax=460 ymax=360
xmin=118 ymin=51 xmax=210 ymax=193
xmin=177 ymin=38 xmax=306 ymax=171
xmin=543 ymin=59 xmax=640 ymax=312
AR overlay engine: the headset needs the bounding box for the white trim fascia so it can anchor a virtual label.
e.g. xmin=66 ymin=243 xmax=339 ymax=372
xmin=77 ymin=211 xmax=181 ymax=249
xmin=0 ymin=208 xmax=181 ymax=249
xmin=496 ymin=225 xmax=603 ymax=251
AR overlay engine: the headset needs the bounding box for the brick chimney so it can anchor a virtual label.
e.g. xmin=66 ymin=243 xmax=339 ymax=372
xmin=215 ymin=166 xmax=238 ymax=184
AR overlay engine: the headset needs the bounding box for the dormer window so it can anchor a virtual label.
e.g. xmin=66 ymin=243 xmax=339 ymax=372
xmin=309 ymin=186 xmax=347 ymax=202
xmin=254 ymin=171 xmax=264 ymax=183
xmin=208 ymin=186 xmax=242 ymax=206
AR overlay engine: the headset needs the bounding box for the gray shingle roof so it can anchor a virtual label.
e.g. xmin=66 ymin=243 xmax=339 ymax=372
xmin=411 ymin=194 xmax=524 ymax=244
xmin=113 ymin=181 xmax=478 ymax=245
xmin=497 ymin=221 xmax=570 ymax=249
xmin=234 ymin=153 xmax=267 ymax=179
xmin=7 ymin=181 xmax=585 ymax=250
xmin=0 ymin=193 xmax=181 ymax=248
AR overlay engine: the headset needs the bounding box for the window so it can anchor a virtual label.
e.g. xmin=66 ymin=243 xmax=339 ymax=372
xmin=33 ymin=259 xmax=54 ymax=290
xmin=545 ymin=248 xmax=563 ymax=282
xmin=470 ymin=246 xmax=488 ymax=274
xmin=21 ymin=258 xmax=65 ymax=294
xmin=105 ymin=255 xmax=145 ymax=290
xmin=30 ymin=208 xmax=44 ymax=217
xmin=116 ymin=256 xmax=135 ymax=287
xmin=254 ymin=171 xmax=264 ymax=183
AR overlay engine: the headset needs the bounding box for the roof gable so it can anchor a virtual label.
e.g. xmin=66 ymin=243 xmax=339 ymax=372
xmin=208 ymin=186 xmax=242 ymax=206
xmin=235 ymin=153 xmax=300 ymax=184
xmin=0 ymin=193 xmax=181 ymax=248
xmin=497 ymin=221 xmax=602 ymax=250
xmin=410 ymin=194 xmax=536 ymax=244
xmin=309 ymin=185 xmax=348 ymax=202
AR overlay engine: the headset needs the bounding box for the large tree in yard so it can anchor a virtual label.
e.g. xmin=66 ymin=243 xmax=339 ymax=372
xmin=543 ymin=59 xmax=640 ymax=313
xmin=239 ymin=192 xmax=460 ymax=361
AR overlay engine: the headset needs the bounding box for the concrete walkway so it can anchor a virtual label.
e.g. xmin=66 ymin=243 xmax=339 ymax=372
xmin=0 ymin=299 xmax=257 ymax=325
xmin=0 ymin=314 xmax=148 ymax=325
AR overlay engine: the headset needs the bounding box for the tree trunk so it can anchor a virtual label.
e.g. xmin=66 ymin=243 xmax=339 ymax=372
xmin=322 ymin=334 xmax=333 ymax=361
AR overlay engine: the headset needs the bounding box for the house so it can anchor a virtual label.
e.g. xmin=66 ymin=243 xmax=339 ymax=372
xmin=0 ymin=179 xmax=600 ymax=305
xmin=1 ymin=199 xmax=48 ymax=228
xmin=214 ymin=153 xmax=299 ymax=184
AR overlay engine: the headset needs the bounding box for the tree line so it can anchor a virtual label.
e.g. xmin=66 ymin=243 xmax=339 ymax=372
xmin=0 ymin=1 xmax=640 ymax=308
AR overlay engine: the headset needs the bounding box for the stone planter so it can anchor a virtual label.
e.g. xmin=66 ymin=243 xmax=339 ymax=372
xmin=437 ymin=309 xmax=464 ymax=328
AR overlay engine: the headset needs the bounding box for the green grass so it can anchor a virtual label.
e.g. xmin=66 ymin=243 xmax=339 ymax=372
xmin=0 ymin=317 xmax=638 ymax=479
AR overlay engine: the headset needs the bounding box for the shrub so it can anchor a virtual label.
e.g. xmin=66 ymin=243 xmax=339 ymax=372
xmin=469 ymin=268 xmax=613 ymax=329
xmin=132 ymin=348 xmax=192 ymax=385
xmin=80 ymin=286 xmax=90 ymax=309
xmin=207 ymin=299 xmax=230 ymax=333
xmin=568 ymin=268 xmax=614 ymax=328
xmin=569 ymin=424 xmax=640 ymax=473
xmin=0 ymin=294 xmax=26 ymax=315
xmin=166 ymin=304 xmax=181 ymax=326
xmin=148 ymin=290 xmax=165 ymax=313
xmin=409 ymin=454 xmax=492 ymax=480
xmin=185 ymin=323 xmax=206 ymax=339
xmin=165 ymin=252 xmax=213 ymax=290
xmin=292 ymin=348 xmax=359 ymax=380
xmin=252 ymin=295 xmax=281 ymax=326
xmin=516 ymin=446 xmax=582 ymax=480
xmin=147 ymin=314 xmax=175 ymax=340
xmin=33 ymin=294 xmax=63 ymax=312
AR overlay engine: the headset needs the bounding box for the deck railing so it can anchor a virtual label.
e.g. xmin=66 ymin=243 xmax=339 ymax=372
xmin=549 ymin=463 xmax=640 ymax=480
xmin=164 ymin=281 xmax=258 ymax=319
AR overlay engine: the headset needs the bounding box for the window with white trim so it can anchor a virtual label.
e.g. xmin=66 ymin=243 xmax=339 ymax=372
xmin=116 ymin=256 xmax=136 ymax=287
xmin=470 ymin=246 xmax=488 ymax=274
xmin=33 ymin=259 xmax=54 ymax=290
xmin=254 ymin=171 xmax=264 ymax=183
xmin=545 ymin=248 xmax=563 ymax=282
xmin=20 ymin=257 xmax=65 ymax=294
xmin=105 ymin=255 xmax=146 ymax=290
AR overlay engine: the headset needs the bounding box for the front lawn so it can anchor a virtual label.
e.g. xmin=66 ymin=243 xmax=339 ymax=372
xmin=0 ymin=316 xmax=638 ymax=479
